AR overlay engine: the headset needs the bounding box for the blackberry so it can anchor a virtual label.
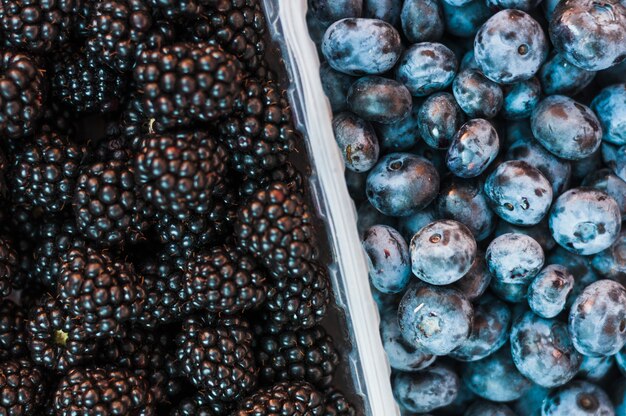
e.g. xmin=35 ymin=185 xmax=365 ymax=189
xmin=134 ymin=131 xmax=229 ymax=220
xmin=133 ymin=42 xmax=244 ymax=130
xmin=10 ymin=131 xmax=85 ymax=213
xmin=172 ymin=394 xmax=218 ymax=416
xmin=261 ymin=261 xmax=331 ymax=334
xmin=149 ymin=0 xmax=203 ymax=20
xmin=51 ymin=47 xmax=126 ymax=114
xmin=255 ymin=325 xmax=339 ymax=389
xmin=180 ymin=244 xmax=267 ymax=315
xmin=234 ymin=381 xmax=324 ymax=416
xmin=235 ymin=182 xmax=317 ymax=279
xmin=0 ymin=358 xmax=46 ymax=415
xmin=220 ymin=78 xmax=297 ymax=177
xmin=0 ymin=0 xmax=80 ymax=52
xmin=53 ymin=367 xmax=155 ymax=415
xmin=0 ymin=50 xmax=45 ymax=139
xmin=175 ymin=315 xmax=258 ymax=403
xmin=0 ymin=299 xmax=27 ymax=360
xmin=239 ymin=161 xmax=304 ymax=199
xmin=26 ymin=294 xmax=97 ymax=372
xmin=57 ymin=247 xmax=145 ymax=338
xmin=0 ymin=236 xmax=17 ymax=297
xmin=40 ymin=100 xmax=77 ymax=138
xmin=323 ymin=388 xmax=357 ymax=416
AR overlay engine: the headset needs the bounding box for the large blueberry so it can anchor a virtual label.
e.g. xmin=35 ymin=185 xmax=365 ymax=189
xmin=591 ymin=83 xmax=626 ymax=145
xmin=542 ymin=381 xmax=615 ymax=415
xmin=347 ymin=76 xmax=412 ymax=124
xmin=320 ymin=62 xmax=355 ymax=112
xmin=462 ymin=346 xmax=532 ymax=402
xmin=437 ymin=178 xmax=496 ymax=241
xmin=490 ymin=278 xmax=530 ymax=303
xmin=531 ymin=95 xmax=603 ymax=161
xmin=505 ymin=118 xmax=534 ymax=147
xmin=322 ymin=18 xmax=402 ymax=75
xmin=398 ymin=282 xmax=473 ymax=354
xmin=510 ymin=312 xmax=582 ymax=387
xmin=396 ymin=42 xmax=458 ymax=97
xmin=592 ymin=230 xmax=626 ymax=284
xmin=486 ymin=233 xmax=545 ymax=285
xmin=527 ymin=264 xmax=575 ymax=319
xmin=539 ymin=51 xmax=596 ymax=96
xmin=549 ymin=187 xmax=621 ymax=255
xmin=441 ymin=0 xmax=492 ymax=38
xmin=410 ymin=220 xmax=477 ymax=285
xmin=362 ymin=225 xmax=411 ymax=294
xmin=452 ymin=69 xmax=504 ymax=119
xmin=380 ymin=310 xmax=435 ymax=372
xmin=418 ymin=92 xmax=465 ymax=150
xmin=484 ymin=160 xmax=553 ymax=226
xmin=308 ymin=0 xmax=363 ymax=24
xmin=582 ymin=169 xmax=626 ymax=216
xmin=474 ymin=10 xmax=548 ymax=84
xmin=569 ymin=279 xmax=626 ymax=356
xmin=363 ymin=0 xmax=401 ymax=26
xmin=376 ymin=103 xmax=421 ymax=152
xmin=452 ymin=255 xmax=492 ymax=301
xmin=578 ymin=355 xmax=614 ymax=383
xmin=446 ymin=118 xmax=500 ymax=178
xmin=400 ymin=0 xmax=444 ymax=43
xmin=501 ymin=78 xmax=541 ymax=120
xmin=466 ymin=401 xmax=517 ymax=416
xmin=514 ymin=384 xmax=550 ymax=416
xmin=332 ymin=112 xmax=379 ymax=173
xmin=495 ymin=220 xmax=556 ymax=252
xmin=550 ymin=0 xmax=626 ymax=71
xmin=392 ymin=364 xmax=459 ymax=413
xmin=603 ymin=141 xmax=620 ymax=171
xmin=366 ymin=153 xmax=439 ymax=217
xmin=357 ymin=203 xmax=396 ymax=236
xmin=548 ymin=246 xmax=600 ymax=308
xmin=398 ymin=207 xmax=439 ymax=243
xmin=450 ymin=294 xmax=511 ymax=362
xmin=573 ymin=148 xmax=603 ymax=181
xmin=486 ymin=0 xmax=543 ymax=11
xmin=460 ymin=50 xmax=481 ymax=71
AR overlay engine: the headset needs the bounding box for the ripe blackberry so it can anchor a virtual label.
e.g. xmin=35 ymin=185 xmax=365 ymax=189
xmin=26 ymin=294 xmax=96 ymax=372
xmin=172 ymin=394 xmax=218 ymax=416
xmin=323 ymin=388 xmax=357 ymax=416
xmin=175 ymin=315 xmax=258 ymax=403
xmin=255 ymin=325 xmax=339 ymax=389
xmin=0 ymin=236 xmax=17 ymax=297
xmin=220 ymin=78 xmax=297 ymax=177
xmin=134 ymin=131 xmax=229 ymax=220
xmin=236 ymin=182 xmax=317 ymax=279
xmin=0 ymin=50 xmax=45 ymax=139
xmin=261 ymin=260 xmax=331 ymax=334
xmin=10 ymin=131 xmax=85 ymax=213
xmin=133 ymin=42 xmax=244 ymax=130
xmin=149 ymin=0 xmax=203 ymax=20
xmin=180 ymin=244 xmax=267 ymax=315
xmin=0 ymin=358 xmax=46 ymax=415
xmin=53 ymin=367 xmax=155 ymax=415
xmin=233 ymin=381 xmax=324 ymax=416
xmin=40 ymin=100 xmax=77 ymax=138
xmin=57 ymin=247 xmax=145 ymax=338
xmin=0 ymin=0 xmax=81 ymax=52
xmin=0 ymin=299 xmax=27 ymax=360
xmin=239 ymin=161 xmax=304 ymax=199
xmin=51 ymin=47 xmax=126 ymax=114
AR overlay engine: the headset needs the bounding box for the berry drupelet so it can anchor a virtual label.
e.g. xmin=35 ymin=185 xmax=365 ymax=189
xmin=233 ymin=381 xmax=324 ymax=416
xmin=323 ymin=388 xmax=357 ymax=416
xmin=0 ymin=358 xmax=46 ymax=415
xmin=0 ymin=299 xmax=27 ymax=360
xmin=0 ymin=236 xmax=17 ymax=297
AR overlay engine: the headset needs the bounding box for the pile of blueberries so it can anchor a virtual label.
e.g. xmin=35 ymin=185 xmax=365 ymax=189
xmin=307 ymin=0 xmax=626 ymax=414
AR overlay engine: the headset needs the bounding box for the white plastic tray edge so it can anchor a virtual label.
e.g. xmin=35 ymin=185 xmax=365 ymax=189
xmin=260 ymin=1 xmax=400 ymax=415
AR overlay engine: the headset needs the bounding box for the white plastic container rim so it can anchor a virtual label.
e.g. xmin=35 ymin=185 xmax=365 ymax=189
xmin=261 ymin=1 xmax=400 ymax=415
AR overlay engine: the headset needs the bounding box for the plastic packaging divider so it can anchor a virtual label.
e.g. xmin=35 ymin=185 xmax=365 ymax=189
xmin=260 ymin=1 xmax=399 ymax=415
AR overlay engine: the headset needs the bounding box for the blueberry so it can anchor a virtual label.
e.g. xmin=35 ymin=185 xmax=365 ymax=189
xmin=549 ymin=187 xmax=621 ymax=255
xmin=362 ymin=225 xmax=411 ymax=294
xmin=583 ymin=169 xmax=626 ymax=216
xmin=527 ymin=264 xmax=575 ymax=319
xmin=542 ymin=0 xmax=561 ymax=20
xmin=363 ymin=0 xmax=401 ymax=26
xmin=306 ymin=11 xmax=330 ymax=46
xmin=320 ymin=62 xmax=355 ymax=112
xmin=462 ymin=346 xmax=532 ymax=402
xmin=484 ymin=161 xmax=553 ymax=226
xmin=446 ymin=118 xmax=500 ymax=178
xmin=514 ymin=384 xmax=550 ymax=416
xmin=542 ymin=381 xmax=615 ymax=416
xmin=452 ymin=255 xmax=493 ymax=301
xmin=410 ymin=219 xmax=477 ymax=285
xmin=495 ymin=220 xmax=557 ymax=252
xmin=332 ymin=112 xmax=380 ymax=173
xmin=345 ymin=170 xmax=367 ymax=202
xmin=501 ymin=78 xmax=542 ymax=120
xmin=591 ymin=83 xmax=626 ymax=145
xmin=505 ymin=118 xmax=534 ymax=147
xmin=486 ymin=233 xmax=545 ymax=285
xmin=491 ymin=278 xmax=532 ymax=303
xmin=531 ymin=95 xmax=603 ymax=161
xmin=438 ymin=382 xmax=477 ymax=415
xmin=539 ymin=52 xmax=596 ymax=96
xmin=414 ymin=142 xmax=449 ymax=174
xmin=617 ymin=346 xmax=626 ymax=375
xmin=371 ymin=286 xmax=401 ymax=314
xmin=396 ymin=42 xmax=458 ymax=97
xmin=550 ymin=0 xmax=626 ymax=71
xmin=613 ymin=379 xmax=626 ymax=415
xmin=400 ymin=0 xmax=444 ymax=43
xmin=380 ymin=310 xmax=435 ymax=371
xmin=474 ymin=10 xmax=548 ymax=84
xmin=441 ymin=0 xmax=493 ymax=38
xmin=347 ymin=76 xmax=413 ymax=124
xmin=611 ymin=145 xmax=626 ymax=182
xmin=592 ymin=230 xmax=626 ymax=284
xmin=450 ymin=293 xmax=511 ymax=362
xmin=357 ymin=203 xmax=397 ymax=236
xmin=376 ymin=102 xmax=421 ymax=152
xmin=572 ymin=148 xmax=603 ymax=181
xmin=308 ymin=0 xmax=363 ymax=24
xmin=452 ymin=69 xmax=504 ymax=119
xmin=392 ymin=364 xmax=460 ymax=413
xmin=460 ymin=50 xmax=481 ymax=71
xmin=440 ymin=0 xmax=474 ymax=5
xmin=366 ymin=153 xmax=440 ymax=217
xmin=603 ymin=141 xmax=619 ymax=172
xmin=465 ymin=401 xmax=517 ymax=416
xmin=598 ymin=58 xmax=626 ymax=86
xmin=398 ymin=282 xmax=473 ymax=354
xmin=569 ymin=279 xmax=626 ymax=356
xmin=548 ymin=246 xmax=600 ymax=308
xmin=510 ymin=311 xmax=582 ymax=387
xmin=398 ymin=207 xmax=439 ymax=243
xmin=578 ymin=355 xmax=614 ymax=383
xmin=322 ymin=18 xmax=402 ymax=75
xmin=486 ymin=0 xmax=543 ymax=11
xmin=437 ymin=178 xmax=496 ymax=241
xmin=418 ymin=92 xmax=465 ymax=150
xmin=506 ymin=137 xmax=572 ymax=195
